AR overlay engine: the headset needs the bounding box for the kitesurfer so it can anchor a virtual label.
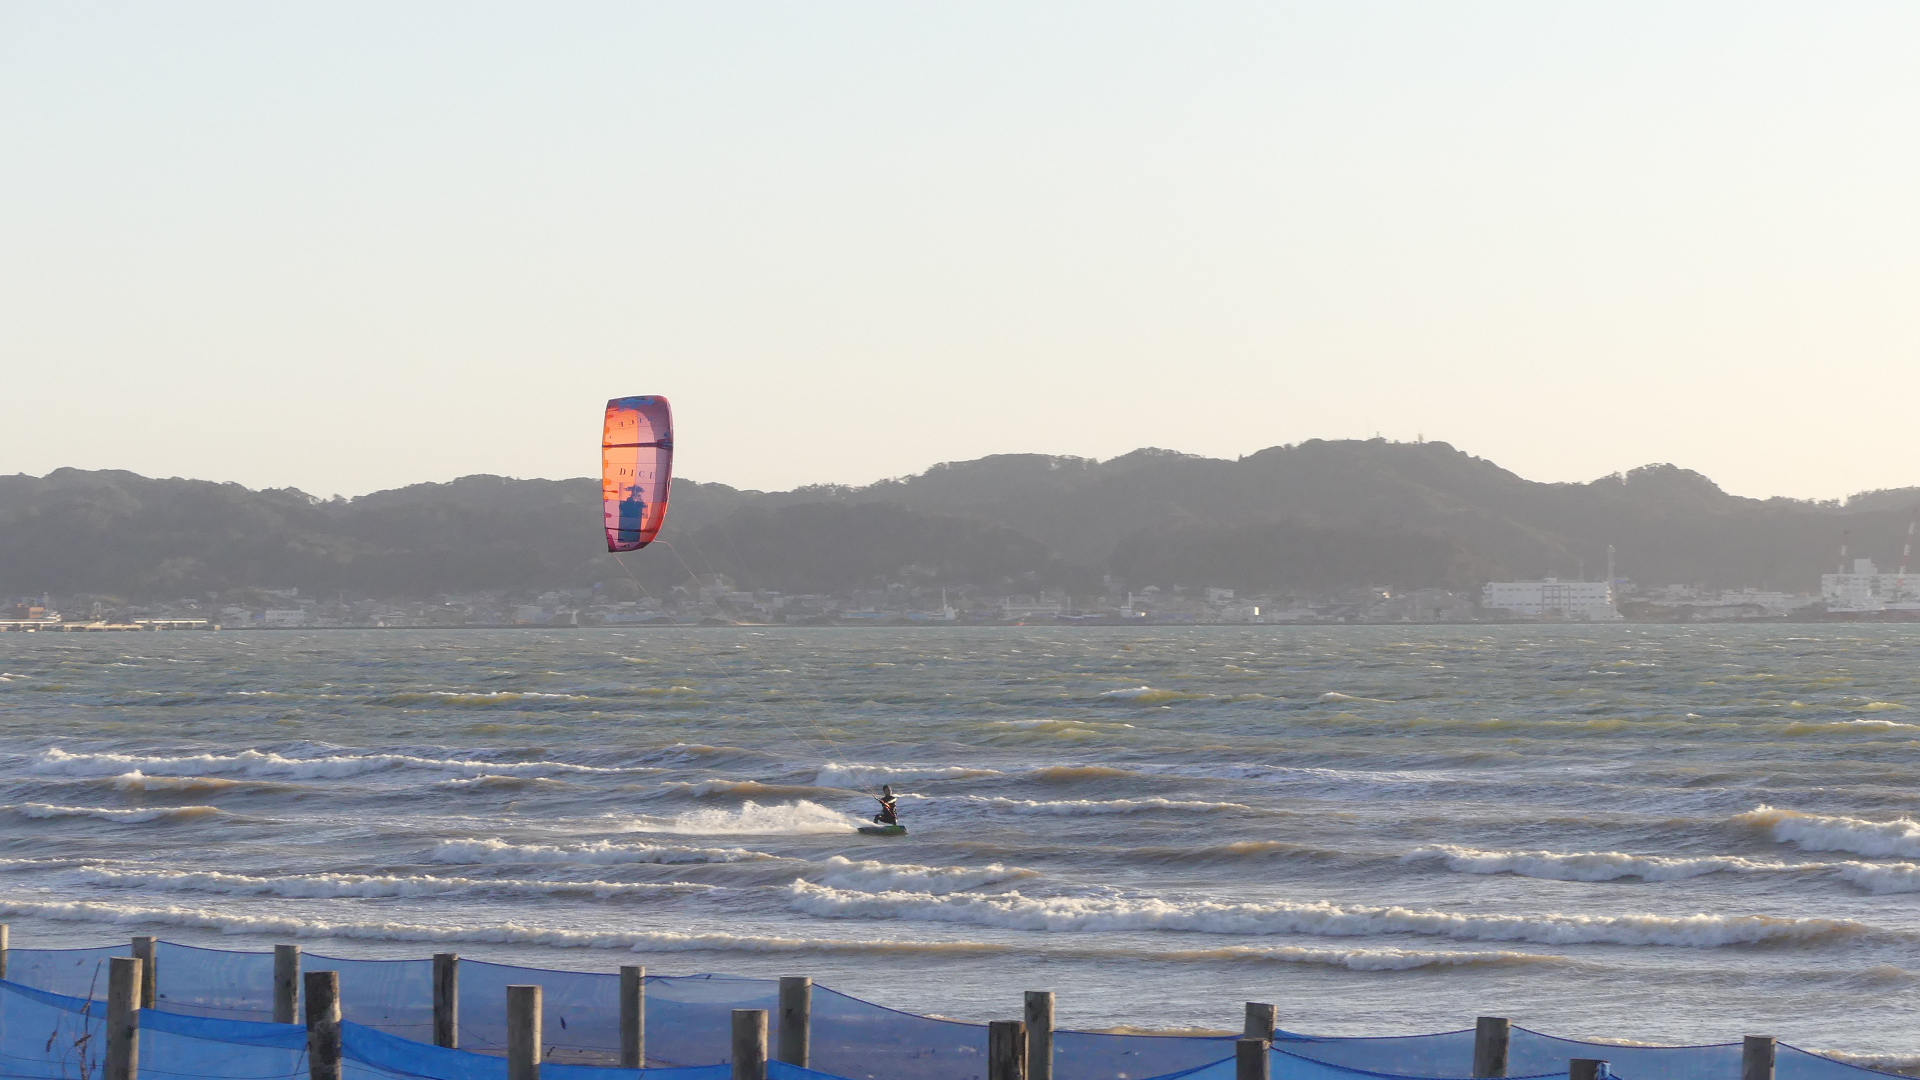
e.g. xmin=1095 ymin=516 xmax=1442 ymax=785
xmin=872 ymin=784 xmax=900 ymax=826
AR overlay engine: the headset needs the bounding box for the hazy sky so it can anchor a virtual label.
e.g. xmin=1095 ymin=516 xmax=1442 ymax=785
xmin=4 ymin=3 xmax=1916 ymax=500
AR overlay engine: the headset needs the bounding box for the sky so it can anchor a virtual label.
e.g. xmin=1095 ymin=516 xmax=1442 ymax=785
xmin=3 ymin=2 xmax=1916 ymax=500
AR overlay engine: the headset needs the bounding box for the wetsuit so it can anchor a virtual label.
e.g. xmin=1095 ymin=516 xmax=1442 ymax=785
xmin=873 ymin=786 xmax=900 ymax=825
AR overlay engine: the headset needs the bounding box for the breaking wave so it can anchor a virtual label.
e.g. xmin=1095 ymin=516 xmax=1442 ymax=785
xmin=0 ymin=897 xmax=1005 ymax=955
xmin=1141 ymin=944 xmax=1566 ymax=971
xmin=40 ymin=865 xmax=714 ymax=900
xmin=5 ymin=802 xmax=229 ymax=824
xmin=1095 ymin=686 xmax=1208 ymax=704
xmin=810 ymin=856 xmax=1037 ymax=894
xmin=432 ymin=775 xmax=573 ymax=791
xmin=661 ymin=780 xmax=846 ymax=799
xmin=103 ymin=772 xmax=262 ymax=794
xmin=951 ymin=795 xmax=1261 ymax=815
xmin=1409 ymin=844 xmax=1920 ymax=894
xmin=427 ymin=837 xmax=777 ymax=865
xmin=1735 ymin=806 xmax=1920 ymax=858
xmin=31 ymin=747 xmax=620 ymax=781
xmin=784 ymin=882 xmax=1873 ymax=947
xmin=0 ymin=896 xmax=1577 ymax=972
xmin=624 ymin=800 xmax=862 ymax=835
xmin=367 ymin=690 xmax=593 ymax=706
xmin=814 ymin=763 xmax=1000 ymax=788
xmin=1406 ymin=845 xmax=1807 ymax=883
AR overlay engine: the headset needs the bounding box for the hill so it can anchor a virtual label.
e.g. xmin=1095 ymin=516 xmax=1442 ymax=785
xmin=2 ymin=441 xmax=1916 ymax=599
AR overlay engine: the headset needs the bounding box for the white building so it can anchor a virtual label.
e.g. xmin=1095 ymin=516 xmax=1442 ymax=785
xmin=261 ymin=609 xmax=309 ymax=627
xmin=1822 ymin=559 xmax=1920 ymax=612
xmin=1481 ymin=579 xmax=1620 ymax=620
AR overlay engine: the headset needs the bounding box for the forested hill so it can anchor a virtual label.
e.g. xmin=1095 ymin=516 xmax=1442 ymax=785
xmin=2 ymin=440 xmax=1916 ymax=599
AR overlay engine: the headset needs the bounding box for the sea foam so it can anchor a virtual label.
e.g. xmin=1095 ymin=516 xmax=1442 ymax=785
xmin=42 ymin=865 xmax=714 ymax=900
xmin=427 ymin=837 xmax=777 ymax=865
xmin=784 ymin=881 xmax=1873 ymax=947
xmin=31 ymin=747 xmax=620 ymax=781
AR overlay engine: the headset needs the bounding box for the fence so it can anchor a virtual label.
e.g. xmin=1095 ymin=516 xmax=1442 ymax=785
xmin=0 ymin=929 xmax=1899 ymax=1080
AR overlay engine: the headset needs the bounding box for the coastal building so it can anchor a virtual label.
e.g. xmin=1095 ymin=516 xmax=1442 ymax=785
xmin=1372 ymin=589 xmax=1475 ymax=622
xmin=1821 ymin=559 xmax=1920 ymax=612
xmin=1480 ymin=579 xmax=1619 ymax=620
xmin=1002 ymin=597 xmax=1064 ymax=619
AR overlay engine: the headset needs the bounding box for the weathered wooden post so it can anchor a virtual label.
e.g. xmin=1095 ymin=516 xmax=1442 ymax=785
xmin=732 ymin=1009 xmax=769 ymax=1080
xmin=1244 ymin=1002 xmax=1276 ymax=1041
xmin=1237 ymin=1038 xmax=1271 ymax=1080
xmin=619 ymin=966 xmax=646 ymax=1069
xmin=988 ymin=1020 xmax=1028 ymax=1080
xmin=273 ymin=945 xmax=301 ymax=1025
xmin=304 ymin=971 xmax=342 ymax=1080
xmin=1743 ymin=1036 xmax=1777 ymax=1080
xmin=1568 ymin=1060 xmax=1608 ymax=1080
xmin=1024 ymin=991 xmax=1055 ymax=1080
xmin=0 ymin=922 xmax=10 ymax=981
xmin=130 ymin=936 xmax=158 ymax=1008
xmin=106 ymin=956 xmax=142 ymax=1080
xmin=778 ymin=976 xmax=812 ymax=1067
xmin=1474 ymin=1017 xmax=1511 ymax=1079
xmin=433 ymin=954 xmax=459 ymax=1048
xmin=508 ymin=985 xmax=543 ymax=1080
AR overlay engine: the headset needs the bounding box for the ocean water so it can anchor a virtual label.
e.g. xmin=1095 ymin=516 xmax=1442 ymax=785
xmin=2 ymin=626 xmax=1919 ymax=1058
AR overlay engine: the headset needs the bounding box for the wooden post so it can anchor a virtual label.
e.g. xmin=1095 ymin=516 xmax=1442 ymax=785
xmin=732 ymin=1009 xmax=768 ymax=1080
xmin=106 ymin=956 xmax=141 ymax=1080
xmin=619 ymin=966 xmax=646 ymax=1069
xmin=130 ymin=936 xmax=158 ymax=1008
xmin=1474 ymin=1017 xmax=1511 ymax=1079
xmin=508 ymin=985 xmax=543 ymax=1080
xmin=1243 ymin=1002 xmax=1276 ymax=1041
xmin=1569 ymin=1060 xmax=1609 ymax=1080
xmin=0 ymin=922 xmax=9 ymax=981
xmin=1743 ymin=1037 xmax=1777 ymax=1080
xmin=988 ymin=1020 xmax=1028 ymax=1080
xmin=305 ymin=971 xmax=341 ymax=1080
xmin=777 ymin=976 xmax=812 ymax=1067
xmin=1237 ymin=1039 xmax=1271 ymax=1080
xmin=433 ymin=954 xmax=459 ymax=1048
xmin=1024 ymin=992 xmax=1055 ymax=1080
xmin=273 ymin=945 xmax=301 ymax=1025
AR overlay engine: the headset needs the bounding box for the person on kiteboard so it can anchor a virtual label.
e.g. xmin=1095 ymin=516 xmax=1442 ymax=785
xmin=872 ymin=784 xmax=900 ymax=826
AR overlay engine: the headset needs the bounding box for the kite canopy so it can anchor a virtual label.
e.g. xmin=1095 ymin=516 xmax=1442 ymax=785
xmin=602 ymin=396 xmax=674 ymax=551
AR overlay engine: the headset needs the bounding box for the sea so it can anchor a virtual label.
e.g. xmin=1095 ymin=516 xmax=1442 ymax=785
xmin=3 ymin=625 xmax=1919 ymax=1059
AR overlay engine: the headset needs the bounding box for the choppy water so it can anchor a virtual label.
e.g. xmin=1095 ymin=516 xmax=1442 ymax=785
xmin=3 ymin=626 xmax=1920 ymax=1057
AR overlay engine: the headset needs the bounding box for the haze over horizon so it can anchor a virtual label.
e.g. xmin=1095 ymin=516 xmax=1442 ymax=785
xmin=15 ymin=436 xmax=1920 ymax=507
xmin=5 ymin=3 xmax=1916 ymax=501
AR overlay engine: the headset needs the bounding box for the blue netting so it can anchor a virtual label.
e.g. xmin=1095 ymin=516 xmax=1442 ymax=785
xmin=1 ymin=941 xmax=1906 ymax=1080
xmin=3 ymin=943 xmax=126 ymax=1000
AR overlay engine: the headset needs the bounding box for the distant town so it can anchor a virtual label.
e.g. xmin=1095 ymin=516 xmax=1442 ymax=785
xmin=6 ymin=558 xmax=1918 ymax=631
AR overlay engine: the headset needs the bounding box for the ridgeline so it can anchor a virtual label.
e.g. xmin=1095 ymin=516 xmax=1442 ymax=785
xmin=3 ymin=440 xmax=1915 ymax=599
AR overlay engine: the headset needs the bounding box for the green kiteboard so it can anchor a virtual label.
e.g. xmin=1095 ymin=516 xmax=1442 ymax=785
xmin=858 ymin=824 xmax=908 ymax=836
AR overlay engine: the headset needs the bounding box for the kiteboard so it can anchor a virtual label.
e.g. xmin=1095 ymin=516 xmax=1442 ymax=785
xmin=858 ymin=824 xmax=908 ymax=836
